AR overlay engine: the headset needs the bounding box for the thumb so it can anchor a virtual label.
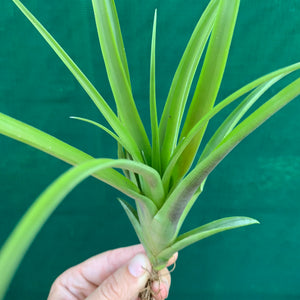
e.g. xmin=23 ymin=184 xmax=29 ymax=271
xmin=87 ymin=253 xmax=151 ymax=300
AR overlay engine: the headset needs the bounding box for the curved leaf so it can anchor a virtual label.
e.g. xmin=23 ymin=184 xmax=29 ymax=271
xmin=70 ymin=116 xmax=122 ymax=144
xmin=199 ymin=75 xmax=284 ymax=162
xmin=0 ymin=113 xmax=152 ymax=204
xmin=112 ymin=161 xmax=165 ymax=208
xmin=118 ymin=198 xmax=143 ymax=241
xmin=159 ymin=0 xmax=218 ymax=169
xmin=0 ymin=158 xmax=160 ymax=299
xmin=149 ymin=9 xmax=161 ymax=173
xmin=11 ymin=0 xmax=143 ymax=161
xmin=70 ymin=117 xmax=153 ymax=193
xmin=155 ymin=217 xmax=259 ymax=269
xmin=174 ymin=0 xmax=240 ymax=179
xmin=158 ymin=77 xmax=300 ymax=241
xmin=92 ymin=0 xmax=151 ymax=161
xmin=118 ymin=198 xmax=157 ymax=264
xmin=162 ymin=63 xmax=300 ymax=190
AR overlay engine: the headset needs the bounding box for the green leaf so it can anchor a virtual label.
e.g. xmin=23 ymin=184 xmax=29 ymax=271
xmin=199 ymin=75 xmax=284 ymax=162
xmin=117 ymin=198 xmax=157 ymax=264
xmin=70 ymin=117 xmax=144 ymax=186
xmin=159 ymin=0 xmax=218 ymax=169
xmin=149 ymin=9 xmax=161 ymax=173
xmin=159 ymin=77 xmax=300 ymax=241
xmin=111 ymin=161 xmax=165 ymax=209
xmin=174 ymin=0 xmax=240 ymax=180
xmin=11 ymin=0 xmax=143 ymax=162
xmin=0 ymin=112 xmax=150 ymax=203
xmin=0 ymin=158 xmax=161 ymax=299
xmin=70 ymin=116 xmax=122 ymax=144
xmin=195 ymin=77 xmax=285 ymax=191
xmin=162 ymin=63 xmax=300 ymax=190
xmin=117 ymin=143 xmax=131 ymax=179
xmin=92 ymin=0 xmax=151 ymax=161
xmin=118 ymin=198 xmax=143 ymax=241
xmin=155 ymin=217 xmax=259 ymax=269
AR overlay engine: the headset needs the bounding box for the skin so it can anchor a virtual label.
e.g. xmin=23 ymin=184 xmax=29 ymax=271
xmin=47 ymin=244 xmax=178 ymax=300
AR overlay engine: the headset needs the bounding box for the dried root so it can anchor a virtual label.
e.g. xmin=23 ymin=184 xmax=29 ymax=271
xmin=138 ymin=262 xmax=176 ymax=300
xmin=138 ymin=268 xmax=159 ymax=300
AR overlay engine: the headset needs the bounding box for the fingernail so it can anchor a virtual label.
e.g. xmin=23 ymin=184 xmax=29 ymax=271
xmin=128 ymin=254 xmax=149 ymax=277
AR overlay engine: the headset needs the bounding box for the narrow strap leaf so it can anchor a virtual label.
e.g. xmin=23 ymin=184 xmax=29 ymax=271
xmin=117 ymin=143 xmax=131 ymax=179
xmin=198 ymin=75 xmax=284 ymax=162
xmin=118 ymin=198 xmax=143 ymax=241
xmin=118 ymin=198 xmax=157 ymax=263
xmin=92 ymin=0 xmax=151 ymax=161
xmin=70 ymin=117 xmax=159 ymax=194
xmin=159 ymin=0 xmax=219 ymax=169
xmin=159 ymin=77 xmax=300 ymax=240
xmin=162 ymin=63 xmax=300 ymax=190
xmin=149 ymin=9 xmax=161 ymax=173
xmin=93 ymin=0 xmax=131 ymax=85
xmin=195 ymin=76 xmax=285 ymax=191
xmin=70 ymin=116 xmax=122 ymax=144
xmin=0 ymin=112 xmax=164 ymax=207
xmin=155 ymin=217 xmax=259 ymax=269
xmin=110 ymin=161 xmax=165 ymax=208
xmin=174 ymin=0 xmax=240 ymax=180
xmin=11 ymin=0 xmax=143 ymax=162
xmin=0 ymin=158 xmax=158 ymax=299
xmin=0 ymin=112 xmax=147 ymax=202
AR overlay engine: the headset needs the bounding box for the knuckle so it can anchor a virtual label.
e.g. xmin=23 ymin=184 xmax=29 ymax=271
xmin=103 ymin=249 xmax=119 ymax=271
xmin=50 ymin=275 xmax=65 ymax=293
xmin=47 ymin=279 xmax=67 ymax=300
xmin=48 ymin=271 xmax=78 ymax=300
xmin=99 ymin=274 xmax=123 ymax=300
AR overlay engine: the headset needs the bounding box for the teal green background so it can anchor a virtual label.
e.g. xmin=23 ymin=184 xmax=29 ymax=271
xmin=1 ymin=0 xmax=300 ymax=299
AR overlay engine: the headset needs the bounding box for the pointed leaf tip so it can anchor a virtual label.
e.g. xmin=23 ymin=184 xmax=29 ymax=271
xmin=155 ymin=216 xmax=259 ymax=267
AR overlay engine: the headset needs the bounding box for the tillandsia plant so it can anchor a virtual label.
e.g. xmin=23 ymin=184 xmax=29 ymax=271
xmin=0 ymin=0 xmax=300 ymax=299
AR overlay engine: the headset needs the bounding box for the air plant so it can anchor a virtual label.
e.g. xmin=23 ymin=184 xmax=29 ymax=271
xmin=0 ymin=0 xmax=299 ymax=299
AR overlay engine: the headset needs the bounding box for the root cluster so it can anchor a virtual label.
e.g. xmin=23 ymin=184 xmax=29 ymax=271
xmin=138 ymin=268 xmax=159 ymax=300
xmin=138 ymin=261 xmax=176 ymax=300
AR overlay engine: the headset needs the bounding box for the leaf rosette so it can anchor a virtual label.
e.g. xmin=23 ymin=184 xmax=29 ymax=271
xmin=0 ymin=0 xmax=299 ymax=298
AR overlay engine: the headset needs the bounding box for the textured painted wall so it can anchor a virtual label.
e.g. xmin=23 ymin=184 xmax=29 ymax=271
xmin=0 ymin=0 xmax=299 ymax=299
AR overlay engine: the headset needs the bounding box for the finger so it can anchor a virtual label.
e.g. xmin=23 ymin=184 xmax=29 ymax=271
xmin=86 ymin=253 xmax=151 ymax=300
xmin=150 ymin=253 xmax=177 ymax=300
xmin=152 ymin=267 xmax=171 ymax=300
xmin=78 ymin=244 xmax=145 ymax=286
xmin=166 ymin=252 xmax=178 ymax=267
xmin=47 ymin=244 xmax=145 ymax=300
xmin=47 ymin=265 xmax=98 ymax=300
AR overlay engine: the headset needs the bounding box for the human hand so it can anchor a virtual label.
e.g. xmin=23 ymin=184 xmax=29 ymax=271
xmin=47 ymin=244 xmax=178 ymax=300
